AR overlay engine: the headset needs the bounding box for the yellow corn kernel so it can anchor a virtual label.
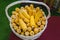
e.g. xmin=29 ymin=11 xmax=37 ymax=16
xmin=27 ymin=27 xmax=32 ymax=31
xmin=34 ymin=28 xmax=39 ymax=34
xmin=19 ymin=19 xmax=27 ymax=32
xmin=30 ymin=31 xmax=34 ymax=36
xmin=25 ymin=31 xmax=29 ymax=36
xmin=15 ymin=7 xmax=20 ymax=12
xmin=42 ymin=21 xmax=46 ymax=25
xmin=21 ymin=9 xmax=30 ymax=19
xmin=35 ymin=11 xmax=43 ymax=23
xmin=17 ymin=28 xmax=21 ymax=33
xmin=30 ymin=16 xmax=35 ymax=26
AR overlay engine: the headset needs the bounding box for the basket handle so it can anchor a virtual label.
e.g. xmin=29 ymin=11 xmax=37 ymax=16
xmin=5 ymin=1 xmax=50 ymax=21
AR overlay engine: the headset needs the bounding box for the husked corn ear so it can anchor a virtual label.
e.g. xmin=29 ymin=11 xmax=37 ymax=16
xmin=21 ymin=9 xmax=30 ymax=19
xmin=15 ymin=13 xmax=18 ymax=16
xmin=30 ymin=31 xmax=34 ymax=36
xmin=30 ymin=4 xmax=34 ymax=9
xmin=25 ymin=5 xmax=30 ymax=11
xmin=32 ymin=9 xmax=36 ymax=16
xmin=19 ymin=26 xmax=21 ymax=29
xmin=19 ymin=12 xmax=29 ymax=23
xmin=42 ymin=21 xmax=46 ymax=25
xmin=42 ymin=17 xmax=46 ymax=21
xmin=17 ymin=28 xmax=21 ymax=33
xmin=36 ymin=7 xmax=40 ymax=12
xmin=34 ymin=25 xmax=38 ymax=28
xmin=27 ymin=27 xmax=32 ymax=31
xmin=19 ymin=12 xmax=25 ymax=19
xmin=15 ymin=7 xmax=20 ymax=12
xmin=35 ymin=12 xmax=39 ymax=23
xmin=25 ymin=31 xmax=29 ymax=36
xmin=34 ymin=28 xmax=39 ymax=34
xmin=11 ymin=19 xmax=15 ymax=23
xmin=25 ymin=5 xmax=32 ymax=16
xmin=25 ymin=5 xmax=29 ymax=9
xmin=13 ymin=26 xmax=18 ymax=30
xmin=26 ymin=23 xmax=30 ymax=26
xmin=15 ymin=18 xmax=19 ymax=24
xmin=37 ymin=21 xmax=41 ymax=26
xmin=24 ymin=18 xmax=29 ymax=23
xmin=39 ymin=18 xmax=42 ymax=21
xmin=12 ymin=23 xmax=16 ymax=27
xmin=11 ymin=15 xmax=16 ymax=19
xmin=35 ymin=11 xmax=42 ymax=23
xmin=19 ymin=19 xmax=27 ymax=32
xmin=30 ymin=16 xmax=35 ymax=26
xmin=12 ymin=11 xmax=17 ymax=15
xmin=28 ymin=10 xmax=33 ymax=16
xmin=41 ymin=9 xmax=44 ymax=14
xmin=39 ymin=25 xmax=44 ymax=30
xmin=21 ymin=7 xmax=24 ymax=9
xmin=21 ymin=32 xmax=24 ymax=35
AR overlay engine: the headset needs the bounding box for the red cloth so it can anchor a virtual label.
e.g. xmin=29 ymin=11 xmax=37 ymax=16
xmin=9 ymin=16 xmax=60 ymax=40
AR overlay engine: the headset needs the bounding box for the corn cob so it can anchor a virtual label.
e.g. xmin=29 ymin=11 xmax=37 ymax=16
xmin=35 ymin=11 xmax=42 ymax=23
xmin=19 ymin=19 xmax=27 ymax=32
xmin=30 ymin=16 xmax=37 ymax=27
xmin=21 ymin=9 xmax=30 ymax=19
xmin=19 ymin=12 xmax=29 ymax=23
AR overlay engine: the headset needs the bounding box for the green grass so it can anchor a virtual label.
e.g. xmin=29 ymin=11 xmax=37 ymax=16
xmin=0 ymin=0 xmax=17 ymax=40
